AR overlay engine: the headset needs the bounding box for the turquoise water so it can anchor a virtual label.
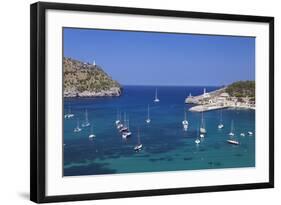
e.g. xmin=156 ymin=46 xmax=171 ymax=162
xmin=63 ymin=86 xmax=255 ymax=176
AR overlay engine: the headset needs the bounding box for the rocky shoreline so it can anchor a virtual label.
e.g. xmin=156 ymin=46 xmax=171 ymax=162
xmin=64 ymin=87 xmax=122 ymax=97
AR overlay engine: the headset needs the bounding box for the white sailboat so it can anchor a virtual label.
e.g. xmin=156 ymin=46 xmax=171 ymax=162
xmin=134 ymin=128 xmax=143 ymax=151
xmin=64 ymin=106 xmax=74 ymax=119
xmin=182 ymin=109 xmax=188 ymax=131
xmin=195 ymin=126 xmax=201 ymax=144
xmin=115 ymin=109 xmax=121 ymax=125
xmin=182 ymin=110 xmax=189 ymax=125
xmin=154 ymin=88 xmax=160 ymax=102
xmin=146 ymin=104 xmax=151 ymax=123
xmin=227 ymin=120 xmax=239 ymax=145
xmin=122 ymin=119 xmax=132 ymax=139
xmin=240 ymin=133 xmax=246 ymax=137
xmin=119 ymin=112 xmax=128 ymax=132
xmin=217 ymin=109 xmax=224 ymax=129
xmin=248 ymin=131 xmax=253 ymax=136
xmin=81 ymin=109 xmax=90 ymax=127
xmin=89 ymin=125 xmax=96 ymax=139
xmin=200 ymin=111 xmax=207 ymax=134
xmin=228 ymin=120 xmax=235 ymax=136
xmin=74 ymin=119 xmax=82 ymax=132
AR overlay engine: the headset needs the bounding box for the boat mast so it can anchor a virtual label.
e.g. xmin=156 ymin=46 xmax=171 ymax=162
xmin=201 ymin=111 xmax=204 ymax=129
xmin=147 ymin=104 xmax=150 ymax=119
xmin=85 ymin=109 xmax=89 ymax=123
xmin=137 ymin=128 xmax=141 ymax=145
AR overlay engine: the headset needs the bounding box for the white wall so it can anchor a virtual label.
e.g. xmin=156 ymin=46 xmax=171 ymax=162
xmin=0 ymin=0 xmax=279 ymax=204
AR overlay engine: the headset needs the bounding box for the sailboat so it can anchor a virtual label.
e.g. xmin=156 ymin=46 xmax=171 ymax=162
xmin=146 ymin=104 xmax=151 ymax=123
xmin=228 ymin=120 xmax=235 ymax=136
xmin=74 ymin=119 xmax=82 ymax=132
xmin=115 ymin=109 xmax=121 ymax=125
xmin=122 ymin=119 xmax=132 ymax=139
xmin=247 ymin=131 xmax=253 ymax=136
xmin=64 ymin=106 xmax=74 ymax=119
xmin=89 ymin=125 xmax=96 ymax=139
xmin=182 ymin=109 xmax=188 ymax=130
xmin=81 ymin=109 xmax=90 ymax=127
xmin=217 ymin=109 xmax=224 ymax=129
xmin=119 ymin=112 xmax=128 ymax=132
xmin=134 ymin=128 xmax=143 ymax=151
xmin=227 ymin=120 xmax=239 ymax=145
xmin=154 ymin=88 xmax=160 ymax=102
xmin=195 ymin=126 xmax=201 ymax=144
xmin=200 ymin=111 xmax=207 ymax=134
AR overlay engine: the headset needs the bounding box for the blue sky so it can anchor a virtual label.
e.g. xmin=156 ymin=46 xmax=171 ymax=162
xmin=64 ymin=28 xmax=255 ymax=86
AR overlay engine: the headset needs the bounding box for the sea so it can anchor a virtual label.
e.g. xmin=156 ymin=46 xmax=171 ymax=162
xmin=63 ymin=86 xmax=255 ymax=176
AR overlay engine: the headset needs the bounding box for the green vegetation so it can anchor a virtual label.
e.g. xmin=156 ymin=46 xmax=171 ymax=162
xmin=64 ymin=57 xmax=121 ymax=96
xmin=225 ymin=80 xmax=255 ymax=98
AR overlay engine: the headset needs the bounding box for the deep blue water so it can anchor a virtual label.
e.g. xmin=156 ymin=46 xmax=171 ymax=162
xmin=63 ymin=86 xmax=255 ymax=176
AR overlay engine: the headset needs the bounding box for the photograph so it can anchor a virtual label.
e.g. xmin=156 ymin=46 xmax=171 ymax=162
xmin=63 ymin=28 xmax=256 ymax=177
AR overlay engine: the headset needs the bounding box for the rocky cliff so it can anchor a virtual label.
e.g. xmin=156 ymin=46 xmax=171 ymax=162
xmin=64 ymin=57 xmax=122 ymax=97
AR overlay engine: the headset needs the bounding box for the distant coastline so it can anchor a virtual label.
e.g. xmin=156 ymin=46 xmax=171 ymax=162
xmin=186 ymin=81 xmax=255 ymax=112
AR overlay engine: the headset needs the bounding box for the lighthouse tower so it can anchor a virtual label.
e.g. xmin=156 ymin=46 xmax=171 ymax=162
xmin=93 ymin=60 xmax=96 ymax=66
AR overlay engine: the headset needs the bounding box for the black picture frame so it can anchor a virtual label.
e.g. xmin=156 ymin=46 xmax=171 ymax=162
xmin=30 ymin=1 xmax=274 ymax=203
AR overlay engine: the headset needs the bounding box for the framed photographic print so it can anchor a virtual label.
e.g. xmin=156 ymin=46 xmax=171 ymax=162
xmin=30 ymin=2 xmax=274 ymax=203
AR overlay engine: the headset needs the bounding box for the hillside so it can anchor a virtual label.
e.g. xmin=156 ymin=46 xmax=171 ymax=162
xmin=63 ymin=57 xmax=122 ymax=97
xmin=225 ymin=80 xmax=255 ymax=98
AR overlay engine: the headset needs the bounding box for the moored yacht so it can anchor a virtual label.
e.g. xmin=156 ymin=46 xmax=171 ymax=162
xmin=200 ymin=111 xmax=207 ymax=134
xmin=154 ymin=88 xmax=160 ymax=102
xmin=217 ymin=109 xmax=224 ymax=129
xmin=146 ymin=104 xmax=151 ymax=124
xmin=74 ymin=119 xmax=82 ymax=132
xmin=134 ymin=128 xmax=143 ymax=151
xmin=227 ymin=120 xmax=239 ymax=145
xmin=64 ymin=106 xmax=74 ymax=119
xmin=81 ymin=109 xmax=90 ymax=127
xmin=248 ymin=131 xmax=253 ymax=136
xmin=89 ymin=125 xmax=96 ymax=139
xmin=122 ymin=119 xmax=132 ymax=139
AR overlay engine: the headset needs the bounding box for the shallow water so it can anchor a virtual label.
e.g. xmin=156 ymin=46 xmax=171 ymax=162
xmin=63 ymin=86 xmax=255 ymax=176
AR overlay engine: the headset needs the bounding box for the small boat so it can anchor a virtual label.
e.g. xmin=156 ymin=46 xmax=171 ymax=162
xmin=200 ymin=111 xmax=207 ymax=134
xmin=115 ymin=109 xmax=121 ymax=125
xmin=81 ymin=109 xmax=90 ymax=127
xmin=182 ymin=110 xmax=189 ymax=126
xmin=248 ymin=131 xmax=253 ymax=136
xmin=122 ymin=119 xmax=132 ymax=139
xmin=64 ymin=106 xmax=74 ymax=119
xmin=195 ymin=126 xmax=201 ymax=144
xmin=74 ymin=119 xmax=82 ymax=132
xmin=217 ymin=109 xmax=224 ymax=129
xmin=134 ymin=128 xmax=143 ymax=151
xmin=119 ymin=112 xmax=128 ymax=132
xmin=240 ymin=133 xmax=245 ymax=137
xmin=183 ymin=124 xmax=188 ymax=131
xmin=146 ymin=104 xmax=151 ymax=123
xmin=227 ymin=139 xmax=239 ymax=145
xmin=154 ymin=88 xmax=160 ymax=102
xmin=117 ymin=123 xmax=123 ymax=129
xmin=89 ymin=125 xmax=96 ymax=139
xmin=227 ymin=120 xmax=239 ymax=145
xmin=228 ymin=120 xmax=235 ymax=136
xmin=195 ymin=138 xmax=201 ymax=144
xmin=200 ymin=134 xmax=205 ymax=138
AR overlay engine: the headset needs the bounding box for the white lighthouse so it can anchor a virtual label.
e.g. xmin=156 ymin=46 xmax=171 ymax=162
xmin=93 ymin=60 xmax=96 ymax=66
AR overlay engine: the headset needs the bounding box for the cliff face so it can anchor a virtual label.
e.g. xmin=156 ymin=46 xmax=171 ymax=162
xmin=63 ymin=57 xmax=122 ymax=97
